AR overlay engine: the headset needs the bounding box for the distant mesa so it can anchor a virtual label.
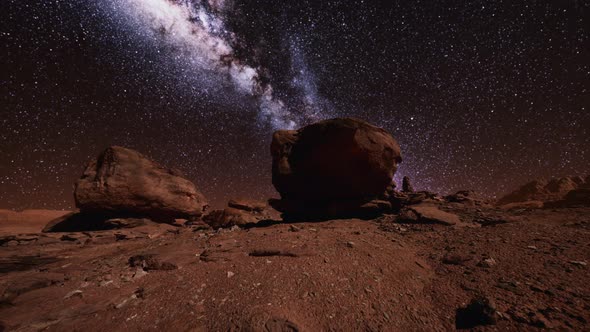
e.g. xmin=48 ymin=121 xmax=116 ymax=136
xmin=497 ymin=176 xmax=590 ymax=208
xmin=44 ymin=146 xmax=208 ymax=232
xmin=269 ymin=117 xmax=402 ymax=219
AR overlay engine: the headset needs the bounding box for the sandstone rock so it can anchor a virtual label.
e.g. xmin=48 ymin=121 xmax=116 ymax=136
xmin=397 ymin=204 xmax=462 ymax=226
xmin=498 ymin=176 xmax=585 ymax=205
xmin=271 ymin=118 xmax=402 ymax=202
xmin=402 ymin=176 xmax=414 ymax=193
xmin=42 ymin=212 xmax=154 ymax=233
xmin=128 ymin=254 xmax=177 ymax=271
xmin=74 ymin=146 xmax=207 ymax=222
xmin=499 ymin=201 xmax=544 ymax=210
xmin=228 ymin=199 xmax=266 ymax=212
xmin=203 ymin=207 xmax=263 ymax=229
xmin=269 ymin=198 xmax=391 ymax=220
xmin=543 ymin=188 xmax=590 ymax=208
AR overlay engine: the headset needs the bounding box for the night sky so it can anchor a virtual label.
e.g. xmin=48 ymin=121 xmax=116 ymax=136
xmin=1 ymin=0 xmax=589 ymax=210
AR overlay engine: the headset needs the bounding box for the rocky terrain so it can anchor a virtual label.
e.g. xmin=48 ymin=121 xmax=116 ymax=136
xmin=1 ymin=118 xmax=588 ymax=331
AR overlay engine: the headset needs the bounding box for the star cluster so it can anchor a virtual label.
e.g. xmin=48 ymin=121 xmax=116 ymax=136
xmin=1 ymin=0 xmax=589 ymax=209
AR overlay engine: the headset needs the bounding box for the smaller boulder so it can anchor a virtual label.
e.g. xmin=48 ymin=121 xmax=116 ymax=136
xmin=203 ymin=207 xmax=265 ymax=229
xmin=402 ymin=176 xmax=414 ymax=193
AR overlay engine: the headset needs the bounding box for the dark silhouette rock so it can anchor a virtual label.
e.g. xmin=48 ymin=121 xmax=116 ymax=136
xmin=543 ymin=188 xmax=590 ymax=208
xmin=75 ymin=146 xmax=208 ymax=222
xmin=203 ymin=208 xmax=263 ymax=229
xmin=402 ymin=176 xmax=414 ymax=193
xmin=455 ymin=296 xmax=497 ymax=329
xmin=271 ymin=118 xmax=402 ymax=202
xmin=270 ymin=118 xmax=401 ymax=218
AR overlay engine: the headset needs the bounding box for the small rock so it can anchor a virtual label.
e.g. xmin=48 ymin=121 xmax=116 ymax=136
xmin=346 ymin=241 xmax=355 ymax=248
xmin=477 ymin=258 xmax=497 ymax=268
xmin=128 ymin=254 xmax=177 ymax=271
xmin=570 ymin=260 xmax=587 ymax=267
xmin=442 ymin=254 xmax=471 ymax=266
xmin=288 ymin=225 xmax=301 ymax=232
xmin=527 ymin=246 xmax=537 ymax=250
xmin=132 ymin=268 xmax=148 ymax=280
xmin=455 ymin=296 xmax=497 ymax=329
xmin=227 ymin=271 xmax=235 ymax=278
xmin=64 ymin=290 xmax=83 ymax=299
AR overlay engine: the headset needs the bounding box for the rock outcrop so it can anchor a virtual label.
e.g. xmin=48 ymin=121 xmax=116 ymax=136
xmin=270 ymin=118 xmax=402 ymax=218
xmin=74 ymin=146 xmax=207 ymax=221
xmin=402 ymin=176 xmax=414 ymax=193
xmin=203 ymin=199 xmax=269 ymax=229
xmin=497 ymin=176 xmax=587 ymax=206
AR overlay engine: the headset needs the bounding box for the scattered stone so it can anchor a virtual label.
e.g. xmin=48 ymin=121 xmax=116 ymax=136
xmin=249 ymin=250 xmax=298 ymax=257
xmin=132 ymin=268 xmax=148 ymax=280
xmin=570 ymin=260 xmax=587 ymax=267
xmin=64 ymin=290 xmax=83 ymax=299
xmin=203 ymin=207 xmax=265 ymax=229
xmin=227 ymin=199 xmax=266 ymax=212
xmin=455 ymin=296 xmax=497 ymax=329
xmin=288 ymin=225 xmax=301 ymax=232
xmin=60 ymin=234 xmax=81 ymax=242
xmin=346 ymin=241 xmax=355 ymax=248
xmin=477 ymin=258 xmax=497 ymax=268
xmin=227 ymin=271 xmax=235 ymax=278
xmin=442 ymin=254 xmax=471 ymax=266
xmin=128 ymin=254 xmax=177 ymax=271
xmin=397 ymin=204 xmax=462 ymax=226
xmin=499 ymin=201 xmax=544 ymax=210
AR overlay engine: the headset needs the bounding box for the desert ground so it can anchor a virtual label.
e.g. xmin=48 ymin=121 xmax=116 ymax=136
xmin=1 ymin=203 xmax=589 ymax=331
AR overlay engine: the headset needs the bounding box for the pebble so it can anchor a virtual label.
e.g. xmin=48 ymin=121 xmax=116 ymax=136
xmin=570 ymin=260 xmax=587 ymax=267
xmin=64 ymin=290 xmax=83 ymax=299
xmin=227 ymin=271 xmax=235 ymax=278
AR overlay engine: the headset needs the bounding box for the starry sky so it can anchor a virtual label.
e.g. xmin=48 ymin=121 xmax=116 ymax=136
xmin=1 ymin=0 xmax=589 ymax=210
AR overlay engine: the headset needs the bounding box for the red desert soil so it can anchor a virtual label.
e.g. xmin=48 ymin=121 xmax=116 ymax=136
xmin=0 ymin=206 xmax=589 ymax=331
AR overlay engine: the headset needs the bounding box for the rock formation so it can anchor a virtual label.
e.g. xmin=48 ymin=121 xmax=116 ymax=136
xmin=74 ymin=146 xmax=208 ymax=221
xmin=44 ymin=146 xmax=207 ymax=232
xmin=203 ymin=199 xmax=269 ymax=229
xmin=269 ymin=118 xmax=402 ymax=218
xmin=497 ymin=176 xmax=587 ymax=206
xmin=402 ymin=176 xmax=414 ymax=193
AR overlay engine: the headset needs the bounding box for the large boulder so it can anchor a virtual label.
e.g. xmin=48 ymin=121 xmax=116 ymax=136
xmin=271 ymin=118 xmax=402 ymax=204
xmin=74 ymin=146 xmax=207 ymax=222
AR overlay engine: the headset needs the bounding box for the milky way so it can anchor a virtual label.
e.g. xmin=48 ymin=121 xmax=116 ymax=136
xmin=106 ymin=0 xmax=330 ymax=129
xmin=1 ymin=0 xmax=589 ymax=209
